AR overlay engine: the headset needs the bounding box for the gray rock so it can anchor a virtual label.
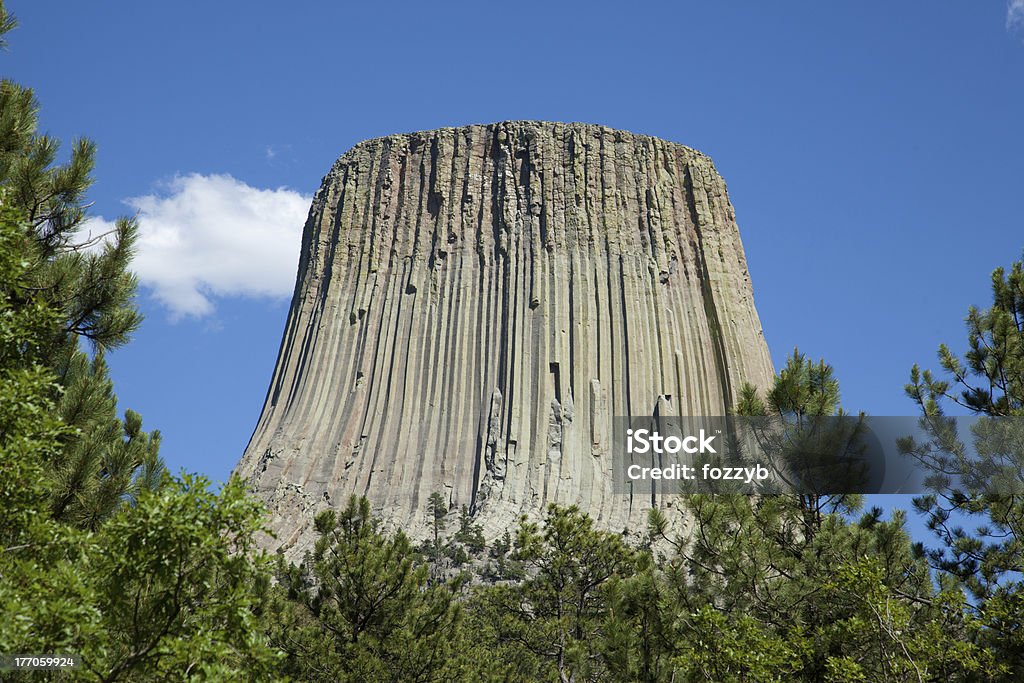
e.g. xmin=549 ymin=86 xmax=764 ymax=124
xmin=233 ymin=121 xmax=774 ymax=560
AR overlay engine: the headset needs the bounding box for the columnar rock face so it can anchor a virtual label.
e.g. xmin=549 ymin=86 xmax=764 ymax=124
xmin=235 ymin=121 xmax=774 ymax=557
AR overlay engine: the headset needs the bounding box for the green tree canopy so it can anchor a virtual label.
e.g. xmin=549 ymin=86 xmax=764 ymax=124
xmin=904 ymin=255 xmax=1024 ymax=677
xmin=266 ymin=495 xmax=462 ymax=682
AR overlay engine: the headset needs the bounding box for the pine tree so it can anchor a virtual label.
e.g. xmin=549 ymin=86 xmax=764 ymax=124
xmin=481 ymin=504 xmax=636 ymax=682
xmin=904 ymin=255 xmax=1024 ymax=677
xmin=2 ymin=196 xmax=280 ymax=680
xmin=49 ymin=349 xmax=163 ymax=529
xmin=735 ymin=348 xmax=865 ymax=533
xmin=454 ymin=504 xmax=486 ymax=553
xmin=427 ymin=491 xmax=448 ymax=566
xmin=644 ymin=350 xmax=979 ymax=681
xmin=266 ymin=496 xmax=462 ymax=682
xmin=0 ymin=196 xmax=64 ymax=550
xmin=0 ymin=2 xmax=163 ymax=526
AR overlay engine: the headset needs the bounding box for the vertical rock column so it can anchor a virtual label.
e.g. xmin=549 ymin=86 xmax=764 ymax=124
xmin=234 ymin=121 xmax=774 ymax=557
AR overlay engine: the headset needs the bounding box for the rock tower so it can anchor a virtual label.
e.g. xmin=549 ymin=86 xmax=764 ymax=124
xmin=234 ymin=121 xmax=774 ymax=557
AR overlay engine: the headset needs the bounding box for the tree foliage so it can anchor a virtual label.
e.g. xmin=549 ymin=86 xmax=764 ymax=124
xmin=0 ymin=197 xmax=65 ymax=551
xmin=1 ymin=197 xmax=278 ymax=681
xmin=630 ymin=350 xmax=982 ymax=682
xmin=903 ymin=255 xmax=1024 ymax=678
xmin=265 ymin=496 xmax=462 ymax=682
xmin=0 ymin=2 xmax=162 ymax=530
xmin=1 ymin=6 xmax=278 ymax=680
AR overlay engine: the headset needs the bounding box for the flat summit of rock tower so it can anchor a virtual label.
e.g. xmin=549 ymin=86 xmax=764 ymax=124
xmin=234 ymin=121 xmax=774 ymax=558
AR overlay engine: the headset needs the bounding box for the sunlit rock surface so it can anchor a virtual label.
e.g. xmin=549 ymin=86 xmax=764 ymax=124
xmin=234 ymin=121 xmax=774 ymax=559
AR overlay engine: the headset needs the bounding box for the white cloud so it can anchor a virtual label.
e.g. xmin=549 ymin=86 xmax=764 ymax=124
xmin=1009 ymin=0 xmax=1024 ymax=33
xmin=118 ymin=173 xmax=310 ymax=318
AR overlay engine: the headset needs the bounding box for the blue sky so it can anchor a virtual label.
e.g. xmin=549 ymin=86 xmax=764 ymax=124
xmin=5 ymin=1 xmax=1023 ymax=510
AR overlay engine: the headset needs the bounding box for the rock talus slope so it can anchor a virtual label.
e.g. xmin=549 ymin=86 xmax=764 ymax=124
xmin=234 ymin=121 xmax=774 ymax=557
